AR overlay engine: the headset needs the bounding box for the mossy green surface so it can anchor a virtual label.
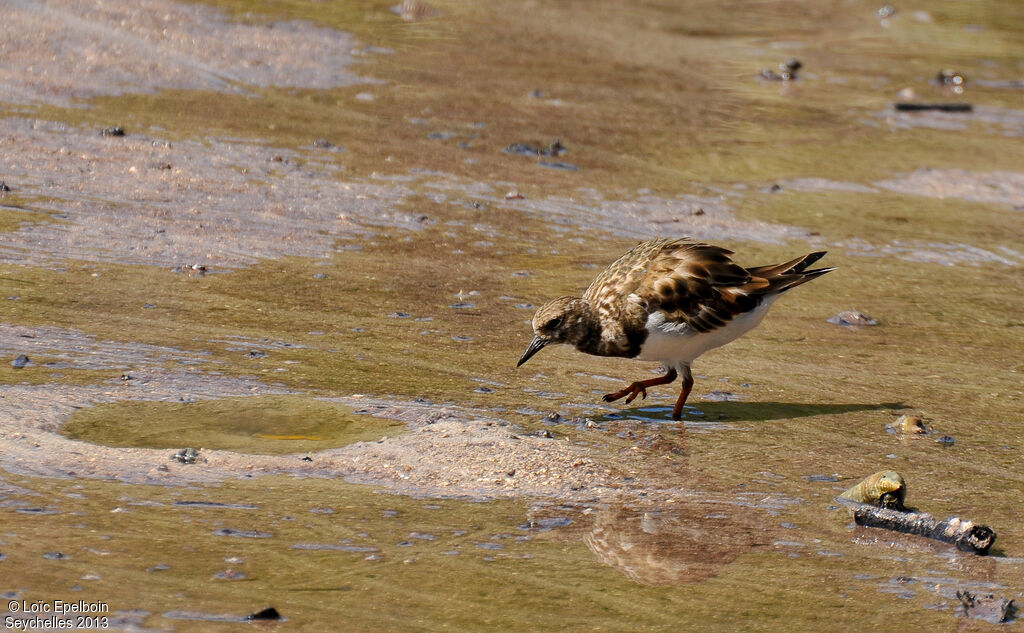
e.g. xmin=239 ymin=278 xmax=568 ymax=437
xmin=63 ymin=396 xmax=405 ymax=455
xmin=0 ymin=473 xmax=1002 ymax=632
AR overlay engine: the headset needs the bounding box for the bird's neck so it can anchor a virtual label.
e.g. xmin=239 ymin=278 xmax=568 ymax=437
xmin=564 ymin=300 xmax=603 ymax=354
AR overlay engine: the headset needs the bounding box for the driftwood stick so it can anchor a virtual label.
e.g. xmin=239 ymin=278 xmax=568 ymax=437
xmin=851 ymin=504 xmax=996 ymax=555
xmin=894 ymin=102 xmax=973 ymax=112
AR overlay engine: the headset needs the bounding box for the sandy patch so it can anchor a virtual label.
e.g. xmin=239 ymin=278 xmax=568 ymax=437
xmin=0 ymin=0 xmax=376 ymax=107
xmin=0 ymin=118 xmax=418 ymax=268
xmin=875 ymin=168 xmax=1024 ymax=209
xmin=0 ymin=324 xmax=652 ymax=501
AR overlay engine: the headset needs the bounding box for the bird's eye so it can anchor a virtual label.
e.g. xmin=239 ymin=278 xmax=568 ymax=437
xmin=546 ymin=317 xmax=563 ymax=330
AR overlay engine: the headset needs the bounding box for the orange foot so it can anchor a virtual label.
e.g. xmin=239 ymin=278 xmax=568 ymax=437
xmin=602 ymin=368 xmax=678 ymax=406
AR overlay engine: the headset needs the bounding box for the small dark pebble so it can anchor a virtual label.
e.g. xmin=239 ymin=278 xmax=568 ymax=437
xmin=43 ymin=552 xmax=68 ymax=560
xmin=301 ymin=456 xmax=313 ymax=462
xmin=936 ymin=435 xmax=956 ymax=445
xmin=120 ymin=373 xmax=132 ymax=381
xmin=528 ymin=89 xmax=545 ymax=98
xmin=0 ymin=553 xmax=6 ymax=561
xmin=11 ymin=354 xmax=29 ymax=369
xmin=246 ymin=607 xmax=282 ymax=622
xmin=0 ymin=181 xmax=10 ymax=192
xmin=244 ymin=350 xmax=268 ymax=358
xmin=212 ymin=528 xmax=272 ymax=539
xmin=388 ymin=311 xmax=412 ymax=318
xmin=544 ymin=412 xmax=562 ymax=423
xmin=449 ymin=302 xmax=476 ymax=309
xmin=473 ymin=386 xmax=494 ymax=393
xmin=769 ymin=183 xmax=783 ymax=193
xmin=100 ymin=126 xmax=126 ymax=137
xmin=894 ymin=102 xmax=973 ymax=112
xmin=142 ymin=303 xmax=157 ymax=309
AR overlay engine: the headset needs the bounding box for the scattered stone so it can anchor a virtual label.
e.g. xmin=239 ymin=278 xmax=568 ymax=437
xmin=876 ymin=5 xmax=896 ymax=18
xmin=505 ymin=190 xmax=525 ymax=200
xmin=503 ymin=139 xmax=566 ymax=158
xmin=827 ymin=310 xmax=878 ymax=327
xmin=0 ymin=181 xmax=10 ymax=192
xmin=120 ymin=373 xmax=133 ymax=381
xmin=936 ymin=69 xmax=967 ymax=94
xmin=760 ymin=59 xmax=802 ymax=81
xmin=956 ymin=590 xmax=1015 ymax=624
xmin=935 ymin=435 xmax=956 ymax=446
xmin=246 ymin=607 xmax=282 ymax=621
xmin=43 ymin=552 xmax=68 ymax=560
xmin=244 ymin=350 xmax=268 ymax=358
xmin=100 ymin=126 xmax=126 ymax=137
xmin=171 ymin=448 xmax=201 ymax=464
xmin=312 ymin=138 xmax=334 ymax=148
xmin=11 ymin=354 xmax=29 ymax=369
xmin=388 ymin=311 xmax=412 ymax=319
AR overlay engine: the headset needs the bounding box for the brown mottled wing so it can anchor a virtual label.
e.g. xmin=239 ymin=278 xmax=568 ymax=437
xmin=630 ymin=240 xmax=758 ymax=333
xmin=582 ymin=237 xmax=680 ymax=321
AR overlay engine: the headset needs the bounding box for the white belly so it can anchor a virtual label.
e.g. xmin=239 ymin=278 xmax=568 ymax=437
xmin=636 ymin=299 xmax=777 ymax=365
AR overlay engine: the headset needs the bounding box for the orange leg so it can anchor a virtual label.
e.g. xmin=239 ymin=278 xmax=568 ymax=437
xmin=603 ymin=368 xmax=678 ymax=406
xmin=671 ymin=369 xmax=694 ymax=421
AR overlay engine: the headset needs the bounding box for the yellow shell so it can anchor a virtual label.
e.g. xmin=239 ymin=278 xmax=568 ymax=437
xmin=896 ymin=415 xmax=927 ymax=434
xmin=839 ymin=471 xmax=907 ymax=508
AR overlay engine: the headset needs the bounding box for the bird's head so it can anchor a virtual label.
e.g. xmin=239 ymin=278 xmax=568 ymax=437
xmin=517 ymin=296 xmax=587 ymax=367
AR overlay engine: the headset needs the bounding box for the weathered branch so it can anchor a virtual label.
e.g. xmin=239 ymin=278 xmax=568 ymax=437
xmin=851 ymin=503 xmax=996 ymax=555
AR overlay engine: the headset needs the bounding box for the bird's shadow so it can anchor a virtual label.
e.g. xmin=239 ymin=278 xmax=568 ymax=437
xmin=610 ymin=401 xmax=906 ymax=423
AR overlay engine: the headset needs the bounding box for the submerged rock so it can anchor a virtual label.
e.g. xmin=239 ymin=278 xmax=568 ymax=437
xmin=827 ymin=310 xmax=878 ymax=327
xmin=956 ymin=590 xmax=1015 ymax=624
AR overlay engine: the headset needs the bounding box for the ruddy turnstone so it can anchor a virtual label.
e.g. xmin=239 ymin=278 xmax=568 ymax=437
xmin=517 ymin=237 xmax=834 ymax=420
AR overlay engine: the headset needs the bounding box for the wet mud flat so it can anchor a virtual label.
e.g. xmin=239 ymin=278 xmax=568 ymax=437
xmin=2 ymin=0 xmax=1024 ymax=631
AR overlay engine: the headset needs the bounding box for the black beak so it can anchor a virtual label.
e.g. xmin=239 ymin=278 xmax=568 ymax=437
xmin=517 ymin=336 xmax=547 ymax=367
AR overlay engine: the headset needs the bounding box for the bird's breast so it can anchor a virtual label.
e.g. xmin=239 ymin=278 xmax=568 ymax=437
xmin=636 ymin=299 xmax=776 ymax=364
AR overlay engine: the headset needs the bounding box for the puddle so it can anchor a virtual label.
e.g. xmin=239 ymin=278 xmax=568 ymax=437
xmin=63 ymin=395 xmax=406 ymax=455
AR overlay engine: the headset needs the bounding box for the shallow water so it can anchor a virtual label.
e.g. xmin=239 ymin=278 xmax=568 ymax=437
xmin=2 ymin=0 xmax=1023 ymax=630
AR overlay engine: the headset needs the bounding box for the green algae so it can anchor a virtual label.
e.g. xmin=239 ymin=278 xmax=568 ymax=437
xmin=62 ymin=395 xmax=404 ymax=455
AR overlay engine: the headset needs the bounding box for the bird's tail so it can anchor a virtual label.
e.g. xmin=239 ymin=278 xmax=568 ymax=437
xmin=747 ymin=251 xmax=835 ymax=293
